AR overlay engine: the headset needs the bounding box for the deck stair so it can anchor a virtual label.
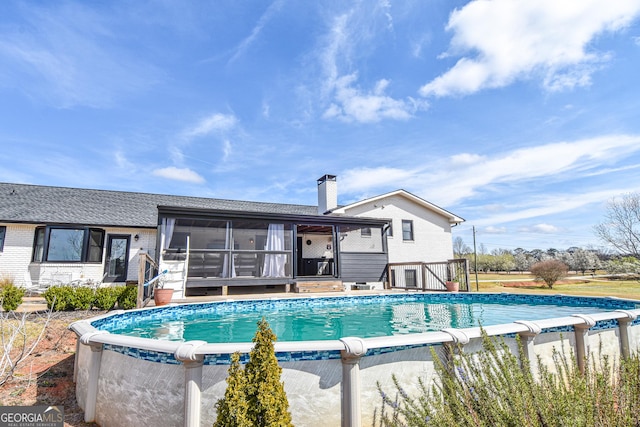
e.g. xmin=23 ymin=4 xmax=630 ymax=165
xmin=294 ymin=280 xmax=344 ymax=293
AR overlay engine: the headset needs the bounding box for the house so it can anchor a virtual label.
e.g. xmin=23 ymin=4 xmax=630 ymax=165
xmin=0 ymin=176 xmax=464 ymax=299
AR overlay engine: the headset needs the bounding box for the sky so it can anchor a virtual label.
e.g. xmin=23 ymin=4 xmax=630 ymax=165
xmin=1 ymin=1 xmax=640 ymax=253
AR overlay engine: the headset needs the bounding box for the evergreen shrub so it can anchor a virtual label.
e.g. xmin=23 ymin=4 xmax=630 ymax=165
xmin=116 ymin=285 xmax=137 ymax=310
xmin=94 ymin=286 xmax=122 ymax=310
xmin=214 ymin=318 xmax=293 ymax=427
xmin=70 ymin=286 xmax=96 ymax=310
xmin=1 ymin=283 xmax=25 ymax=311
xmin=43 ymin=286 xmax=75 ymax=311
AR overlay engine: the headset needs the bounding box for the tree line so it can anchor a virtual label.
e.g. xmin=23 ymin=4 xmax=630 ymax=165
xmin=453 ymin=241 xmax=606 ymax=274
xmin=455 ymin=192 xmax=640 ymax=276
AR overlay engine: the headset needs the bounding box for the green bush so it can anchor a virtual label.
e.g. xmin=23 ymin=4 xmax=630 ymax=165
xmin=214 ymin=318 xmax=293 ymax=427
xmin=94 ymin=286 xmax=121 ymax=310
xmin=117 ymin=285 xmax=137 ymax=310
xmin=376 ymin=331 xmax=640 ymax=427
xmin=43 ymin=286 xmax=75 ymax=311
xmin=214 ymin=353 xmax=251 ymax=427
xmin=70 ymin=286 xmax=96 ymax=310
xmin=1 ymin=284 xmax=25 ymax=311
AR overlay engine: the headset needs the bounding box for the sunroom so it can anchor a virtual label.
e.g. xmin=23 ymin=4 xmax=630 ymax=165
xmin=156 ymin=206 xmax=389 ymax=297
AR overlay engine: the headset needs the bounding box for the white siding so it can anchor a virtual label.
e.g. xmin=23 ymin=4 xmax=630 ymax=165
xmin=341 ymin=195 xmax=455 ymax=263
xmin=0 ymin=222 xmax=156 ymax=286
xmin=0 ymin=224 xmax=36 ymax=285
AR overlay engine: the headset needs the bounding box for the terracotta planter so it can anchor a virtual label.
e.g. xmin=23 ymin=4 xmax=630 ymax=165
xmin=154 ymin=288 xmax=173 ymax=306
xmin=445 ymin=281 xmax=460 ymax=292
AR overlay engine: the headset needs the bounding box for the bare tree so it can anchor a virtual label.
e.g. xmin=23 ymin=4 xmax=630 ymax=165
xmin=530 ymin=260 xmax=568 ymax=289
xmin=0 ymin=308 xmax=53 ymax=386
xmin=453 ymin=237 xmax=471 ymax=258
xmin=594 ymin=193 xmax=640 ymax=257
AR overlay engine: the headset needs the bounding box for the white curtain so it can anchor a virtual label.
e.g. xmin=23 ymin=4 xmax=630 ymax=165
xmin=160 ymin=218 xmax=176 ymax=255
xmin=222 ymin=222 xmax=236 ymax=278
xmin=262 ymin=224 xmax=286 ymax=278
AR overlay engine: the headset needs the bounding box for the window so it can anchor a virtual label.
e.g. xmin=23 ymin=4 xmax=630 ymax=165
xmin=0 ymin=226 xmax=5 ymax=252
xmin=402 ymin=220 xmax=414 ymax=241
xmin=32 ymin=227 xmax=105 ymax=263
xmin=361 ymin=227 xmax=371 ymax=237
xmin=404 ymin=269 xmax=417 ymax=287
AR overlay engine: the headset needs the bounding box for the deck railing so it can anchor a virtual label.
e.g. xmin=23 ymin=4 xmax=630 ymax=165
xmin=387 ymin=258 xmax=470 ymax=291
xmin=137 ymin=251 xmax=159 ymax=308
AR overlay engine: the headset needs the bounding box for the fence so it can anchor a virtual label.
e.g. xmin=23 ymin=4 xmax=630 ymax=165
xmin=387 ymin=258 xmax=470 ymax=291
xmin=137 ymin=251 xmax=159 ymax=308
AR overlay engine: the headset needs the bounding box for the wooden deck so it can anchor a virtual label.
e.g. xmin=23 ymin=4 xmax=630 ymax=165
xmin=294 ymin=280 xmax=344 ymax=293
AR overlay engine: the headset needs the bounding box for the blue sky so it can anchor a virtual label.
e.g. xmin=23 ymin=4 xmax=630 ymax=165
xmin=1 ymin=1 xmax=640 ymax=252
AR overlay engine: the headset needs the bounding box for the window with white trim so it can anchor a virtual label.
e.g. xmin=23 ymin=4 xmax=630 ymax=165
xmin=402 ymin=220 xmax=414 ymax=241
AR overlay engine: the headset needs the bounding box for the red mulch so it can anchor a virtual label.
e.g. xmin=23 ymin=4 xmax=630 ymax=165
xmin=0 ymin=310 xmax=102 ymax=427
xmin=501 ymin=280 xmax=586 ymax=288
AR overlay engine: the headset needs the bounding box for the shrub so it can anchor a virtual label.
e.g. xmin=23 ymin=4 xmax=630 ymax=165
xmin=530 ymin=259 xmax=569 ymax=288
xmin=376 ymin=332 xmax=640 ymax=427
xmin=214 ymin=318 xmax=292 ymax=427
xmin=43 ymin=286 xmax=75 ymax=311
xmin=214 ymin=353 xmax=251 ymax=427
xmin=94 ymin=286 xmax=121 ymax=310
xmin=117 ymin=285 xmax=137 ymax=310
xmin=70 ymin=286 xmax=96 ymax=310
xmin=1 ymin=284 xmax=25 ymax=311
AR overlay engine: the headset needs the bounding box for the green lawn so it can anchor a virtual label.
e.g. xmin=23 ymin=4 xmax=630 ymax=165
xmin=469 ymin=273 xmax=640 ymax=300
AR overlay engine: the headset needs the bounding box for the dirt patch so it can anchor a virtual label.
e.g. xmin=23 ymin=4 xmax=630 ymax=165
xmin=0 ymin=310 xmax=104 ymax=426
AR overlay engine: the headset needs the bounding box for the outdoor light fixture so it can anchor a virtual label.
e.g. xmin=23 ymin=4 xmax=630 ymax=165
xmin=134 ymin=234 xmax=139 ymax=241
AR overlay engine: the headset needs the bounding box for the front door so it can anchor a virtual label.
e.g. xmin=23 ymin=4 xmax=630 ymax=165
xmin=105 ymin=235 xmax=130 ymax=282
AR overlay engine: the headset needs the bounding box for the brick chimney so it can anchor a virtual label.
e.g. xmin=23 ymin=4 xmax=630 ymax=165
xmin=317 ymin=174 xmax=337 ymax=214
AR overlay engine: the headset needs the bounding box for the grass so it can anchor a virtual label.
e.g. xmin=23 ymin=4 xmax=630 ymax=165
xmin=469 ymin=272 xmax=640 ymax=300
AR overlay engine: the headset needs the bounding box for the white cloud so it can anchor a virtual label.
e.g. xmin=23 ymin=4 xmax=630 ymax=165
xmin=316 ymin=5 xmax=425 ymax=123
xmin=420 ymin=0 xmax=640 ymax=97
xmin=323 ymin=74 xmax=424 ymax=123
xmin=433 ymin=134 xmax=640 ymax=205
xmin=484 ymin=226 xmax=507 ymax=234
xmin=340 ymin=134 xmax=640 ymax=206
xmin=152 ymin=166 xmax=205 ymax=183
xmin=521 ymin=224 xmax=562 ymax=234
xmin=228 ymin=0 xmax=284 ymax=64
xmin=222 ymin=140 xmax=232 ymax=161
xmin=182 ymin=113 xmax=238 ymax=139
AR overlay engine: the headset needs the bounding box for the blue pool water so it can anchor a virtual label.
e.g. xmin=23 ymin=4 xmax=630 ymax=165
xmin=94 ymin=294 xmax=640 ymax=343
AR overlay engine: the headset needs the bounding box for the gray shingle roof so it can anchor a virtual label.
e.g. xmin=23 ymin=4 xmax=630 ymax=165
xmin=0 ymin=182 xmax=319 ymax=228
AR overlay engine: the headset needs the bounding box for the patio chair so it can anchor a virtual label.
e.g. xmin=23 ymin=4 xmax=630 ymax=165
xmin=22 ymin=272 xmax=50 ymax=296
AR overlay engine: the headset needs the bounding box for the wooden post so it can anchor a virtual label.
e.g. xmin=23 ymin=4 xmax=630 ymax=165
xmin=137 ymin=250 xmax=146 ymax=309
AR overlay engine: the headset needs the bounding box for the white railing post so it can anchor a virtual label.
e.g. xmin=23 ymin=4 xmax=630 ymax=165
xmin=175 ymin=341 xmax=207 ymax=427
xmin=340 ymin=337 xmax=368 ymax=427
xmin=572 ymin=314 xmax=596 ymax=374
xmin=514 ymin=320 xmax=542 ymax=376
xmin=80 ymin=331 xmax=108 ymax=423
xmin=615 ymin=310 xmax=637 ymax=359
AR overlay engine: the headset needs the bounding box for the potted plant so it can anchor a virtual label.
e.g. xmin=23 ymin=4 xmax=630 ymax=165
xmin=153 ymin=277 xmax=173 ymax=306
xmin=445 ymin=272 xmax=460 ymax=292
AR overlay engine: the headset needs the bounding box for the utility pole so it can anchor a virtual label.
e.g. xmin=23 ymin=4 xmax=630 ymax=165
xmin=473 ymin=226 xmax=479 ymax=292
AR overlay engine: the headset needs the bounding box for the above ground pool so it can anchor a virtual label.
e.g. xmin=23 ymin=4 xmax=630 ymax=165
xmin=72 ymin=292 xmax=640 ymax=427
xmin=91 ymin=293 xmax=640 ymax=343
